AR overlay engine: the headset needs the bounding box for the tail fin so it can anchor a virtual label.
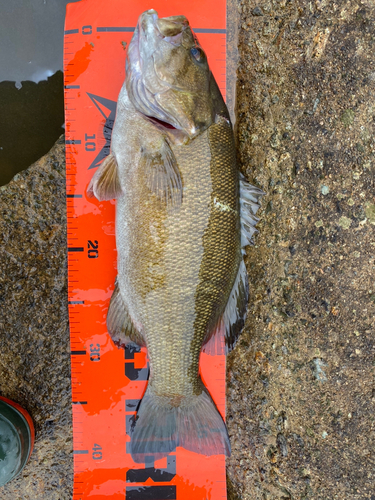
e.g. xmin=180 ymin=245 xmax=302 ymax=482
xmin=130 ymin=383 xmax=230 ymax=463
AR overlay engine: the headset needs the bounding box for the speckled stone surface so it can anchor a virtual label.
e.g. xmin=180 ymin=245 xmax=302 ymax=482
xmin=227 ymin=0 xmax=375 ymax=498
xmin=0 ymin=136 xmax=72 ymax=499
xmin=1 ymin=1 xmax=375 ymax=497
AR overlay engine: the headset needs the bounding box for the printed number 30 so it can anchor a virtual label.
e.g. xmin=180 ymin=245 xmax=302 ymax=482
xmin=90 ymin=344 xmax=100 ymax=362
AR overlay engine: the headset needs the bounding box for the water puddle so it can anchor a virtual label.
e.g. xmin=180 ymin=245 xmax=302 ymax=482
xmin=0 ymin=0 xmax=80 ymax=186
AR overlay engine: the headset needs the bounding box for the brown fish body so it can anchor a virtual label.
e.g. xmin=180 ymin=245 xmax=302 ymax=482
xmin=88 ymin=10 xmax=263 ymax=461
xmin=114 ymin=87 xmax=240 ymax=399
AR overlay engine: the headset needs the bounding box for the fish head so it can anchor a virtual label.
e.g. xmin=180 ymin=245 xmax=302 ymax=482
xmin=126 ymin=9 xmax=215 ymax=139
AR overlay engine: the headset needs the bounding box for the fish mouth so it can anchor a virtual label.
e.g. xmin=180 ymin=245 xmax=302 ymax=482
xmin=154 ymin=14 xmax=190 ymax=45
xmin=126 ymin=10 xmax=203 ymax=138
xmin=125 ymin=19 xmax=176 ymax=129
xmin=129 ymin=10 xmax=189 ymax=77
xmin=139 ymin=10 xmax=190 ymax=47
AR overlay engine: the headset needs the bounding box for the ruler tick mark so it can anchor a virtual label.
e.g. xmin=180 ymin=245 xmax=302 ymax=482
xmin=97 ymin=26 xmax=135 ymax=32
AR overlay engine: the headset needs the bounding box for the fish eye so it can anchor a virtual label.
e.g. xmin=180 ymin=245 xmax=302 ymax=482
xmin=190 ymin=47 xmax=205 ymax=62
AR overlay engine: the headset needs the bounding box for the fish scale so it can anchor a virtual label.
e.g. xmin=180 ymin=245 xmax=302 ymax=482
xmin=117 ymin=126 xmax=217 ymax=397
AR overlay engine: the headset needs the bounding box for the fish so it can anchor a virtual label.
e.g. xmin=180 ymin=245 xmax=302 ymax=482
xmin=88 ymin=9 xmax=264 ymax=463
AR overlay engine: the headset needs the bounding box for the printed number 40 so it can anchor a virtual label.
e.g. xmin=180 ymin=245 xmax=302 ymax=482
xmin=92 ymin=443 xmax=102 ymax=460
xmin=88 ymin=240 xmax=98 ymax=259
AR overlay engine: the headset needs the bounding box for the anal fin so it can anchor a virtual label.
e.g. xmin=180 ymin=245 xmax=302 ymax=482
xmin=107 ymin=281 xmax=145 ymax=348
xmin=87 ymin=153 xmax=123 ymax=201
xmin=203 ymin=259 xmax=249 ymax=355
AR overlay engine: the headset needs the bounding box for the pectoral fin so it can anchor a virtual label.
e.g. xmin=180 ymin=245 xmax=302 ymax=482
xmin=141 ymin=139 xmax=182 ymax=210
xmin=87 ymin=153 xmax=123 ymax=201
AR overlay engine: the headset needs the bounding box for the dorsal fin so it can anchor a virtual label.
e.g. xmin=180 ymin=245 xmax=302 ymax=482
xmin=240 ymin=173 xmax=265 ymax=250
xmin=202 ymin=259 xmax=249 ymax=355
xmin=203 ymin=175 xmax=264 ymax=355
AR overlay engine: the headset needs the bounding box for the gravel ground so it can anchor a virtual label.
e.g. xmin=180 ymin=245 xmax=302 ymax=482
xmin=0 ymin=136 xmax=72 ymax=499
xmin=227 ymin=0 xmax=375 ymax=498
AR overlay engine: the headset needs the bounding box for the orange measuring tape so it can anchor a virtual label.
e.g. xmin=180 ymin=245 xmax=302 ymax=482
xmin=64 ymin=1 xmax=229 ymax=498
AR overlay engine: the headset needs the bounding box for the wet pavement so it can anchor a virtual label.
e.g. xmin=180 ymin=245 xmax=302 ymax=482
xmin=0 ymin=0 xmax=79 ymax=186
xmin=0 ymin=73 xmax=65 ymax=186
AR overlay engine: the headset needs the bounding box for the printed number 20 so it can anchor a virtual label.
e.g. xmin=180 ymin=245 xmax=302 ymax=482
xmin=88 ymin=240 xmax=98 ymax=259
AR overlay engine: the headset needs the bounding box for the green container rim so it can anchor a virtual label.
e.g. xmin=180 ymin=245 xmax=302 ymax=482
xmin=0 ymin=397 xmax=34 ymax=486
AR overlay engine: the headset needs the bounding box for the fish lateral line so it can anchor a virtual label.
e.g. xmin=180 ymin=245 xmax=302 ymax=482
xmin=213 ymin=197 xmax=237 ymax=215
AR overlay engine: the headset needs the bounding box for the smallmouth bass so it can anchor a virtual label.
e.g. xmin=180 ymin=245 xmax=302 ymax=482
xmin=88 ymin=9 xmax=263 ymax=463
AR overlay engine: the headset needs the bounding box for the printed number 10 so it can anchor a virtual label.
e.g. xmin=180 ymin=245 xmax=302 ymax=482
xmin=85 ymin=133 xmax=96 ymax=152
